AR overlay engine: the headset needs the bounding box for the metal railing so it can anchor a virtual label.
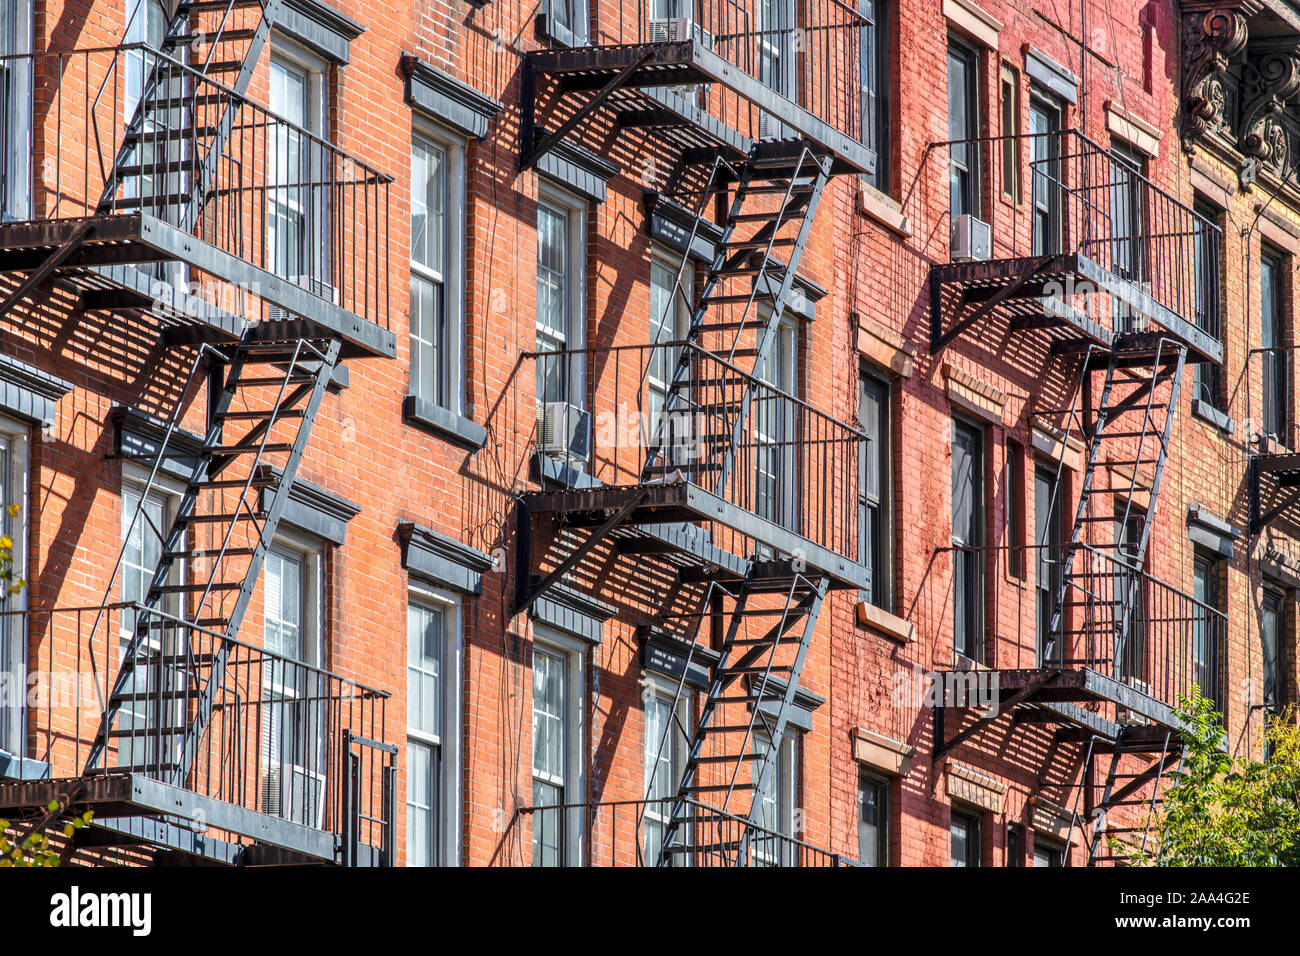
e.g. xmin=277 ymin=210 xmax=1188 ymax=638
xmin=5 ymin=602 xmax=394 ymax=859
xmin=527 ymin=341 xmax=867 ymax=563
xmin=931 ymin=130 xmax=1221 ymax=344
xmin=548 ymin=0 xmax=866 ymax=148
xmin=0 ymin=45 xmax=391 ymax=330
xmin=516 ymin=795 xmax=855 ymax=866
xmin=944 ymin=543 xmax=1226 ymax=713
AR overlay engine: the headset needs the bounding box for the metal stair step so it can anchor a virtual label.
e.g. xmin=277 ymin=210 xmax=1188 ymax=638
xmin=193 ymin=477 xmax=278 ymax=490
xmin=165 ymin=547 xmax=257 ymax=560
xmin=109 ymin=726 xmax=189 ymax=739
xmin=123 ymin=653 xmax=218 ymax=666
xmin=219 ymin=409 xmax=305 ymax=421
xmin=691 ymin=752 xmax=763 ymax=764
xmin=112 ymin=689 xmax=203 ymax=703
xmin=200 ymin=60 xmax=245 ymax=74
xmin=681 ymin=782 xmax=757 ymax=793
xmin=168 ymin=28 xmax=257 ymax=45
xmin=722 ymin=237 xmax=798 ymax=250
xmin=178 ymin=0 xmax=265 ymax=9
xmin=177 ymin=511 xmax=268 ymax=523
xmin=662 ymin=841 xmax=742 ymax=854
xmin=229 ymin=375 xmax=319 ymax=388
xmin=152 ymin=581 xmax=243 ymax=594
xmin=144 ymin=618 xmax=228 ymax=630
xmin=209 ymin=443 xmax=295 ymax=455
xmin=123 ymin=125 xmax=219 ymax=144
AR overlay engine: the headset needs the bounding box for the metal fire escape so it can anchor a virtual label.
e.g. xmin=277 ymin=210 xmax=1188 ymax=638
xmin=927 ymin=131 xmax=1224 ymax=863
xmin=513 ymin=9 xmax=872 ymax=865
xmin=0 ymin=0 xmax=397 ymax=865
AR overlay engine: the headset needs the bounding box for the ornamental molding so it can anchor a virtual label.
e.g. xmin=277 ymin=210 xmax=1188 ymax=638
xmin=1181 ymin=5 xmax=1249 ymax=146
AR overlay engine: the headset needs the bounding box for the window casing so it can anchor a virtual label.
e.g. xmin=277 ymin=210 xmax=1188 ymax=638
xmin=1110 ymin=142 xmax=1149 ymax=333
xmin=410 ymin=129 xmax=466 ymax=415
xmin=858 ymin=770 xmax=889 ymax=866
xmin=267 ymin=45 xmax=329 ymax=286
xmin=647 ymin=248 xmax=691 ymax=461
xmin=536 ymin=186 xmax=587 ymax=411
xmin=1113 ymin=507 xmax=1147 ymax=686
xmin=1006 ymin=823 xmax=1023 ymax=866
xmin=1006 ymin=439 xmax=1025 ymax=578
xmin=859 ymin=372 xmax=892 ymax=610
xmin=947 ymin=38 xmax=980 ymax=220
xmin=642 ymin=679 xmax=691 ymax=865
xmin=952 ymin=420 xmax=985 ymax=662
xmin=860 ymin=0 xmax=888 ymax=191
xmin=1261 ymin=587 xmax=1284 ymax=713
xmin=546 ymin=0 xmax=590 ymax=46
xmin=1033 ymin=838 xmax=1063 ymax=867
xmin=1029 ymin=90 xmax=1062 ymax=255
xmin=1193 ymin=198 xmax=1223 ymax=408
xmin=950 ymin=808 xmax=981 ymax=866
xmin=751 ymin=730 xmax=800 ymax=865
xmin=531 ymin=631 xmax=585 ymax=866
xmin=261 ymin=538 xmax=326 ymax=828
xmin=0 ymin=418 xmax=27 ymax=755
xmin=406 ymin=589 xmax=462 ymax=867
xmin=1035 ymin=464 xmax=1063 ymax=665
xmin=0 ymin=0 xmax=33 ymax=220
xmin=754 ymin=317 xmax=799 ymax=530
xmin=999 ymin=65 xmax=1019 ymax=203
xmin=1192 ymin=552 xmax=1223 ymax=709
xmin=1261 ymin=250 xmax=1288 ymax=444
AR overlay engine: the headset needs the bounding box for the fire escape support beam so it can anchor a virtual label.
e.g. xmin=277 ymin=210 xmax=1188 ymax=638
xmin=932 ymin=256 xmax=1054 ymax=354
xmin=0 ymin=220 xmax=96 ymax=319
xmin=935 ymin=669 xmax=1061 ymax=757
xmin=519 ymin=51 xmax=653 ymax=172
xmin=512 ymin=489 xmax=649 ymax=616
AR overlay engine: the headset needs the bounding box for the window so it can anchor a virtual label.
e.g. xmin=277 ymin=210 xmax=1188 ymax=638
xmin=1192 ymin=552 xmax=1223 ymax=709
xmin=1193 ymin=199 xmax=1223 ymax=408
xmin=646 ymin=248 xmax=690 ymax=460
xmin=1033 ymin=837 xmax=1063 ymax=867
xmin=0 ymin=0 xmax=33 ymax=220
xmin=1114 ymin=507 xmax=1146 ymax=686
xmin=757 ymin=0 xmax=798 ymax=101
xmin=950 ymin=808 xmax=981 ymax=866
xmin=859 ymin=372 xmax=893 ymax=610
xmin=1006 ymin=439 xmax=1025 ymax=578
xmin=532 ymin=633 xmax=584 ymax=866
xmin=410 ymin=131 xmax=466 ymax=414
xmin=261 ymin=542 xmax=326 ymax=828
xmin=999 ymin=65 xmax=1019 ymax=203
xmin=406 ymin=591 xmax=461 ymax=867
xmin=952 ymin=420 xmax=985 ymax=661
xmin=751 ymin=730 xmax=800 ymax=865
xmin=118 ymin=476 xmax=181 ymax=770
xmin=858 ymin=771 xmax=889 ymax=866
xmin=1035 ymin=464 xmax=1063 ymax=665
xmin=642 ymin=681 xmax=690 ymax=865
xmin=546 ymin=0 xmax=590 ymax=46
xmin=755 ymin=317 xmax=799 ymax=530
xmin=0 ymin=418 xmax=27 ymax=755
xmin=1261 ymin=250 xmax=1288 ymax=444
xmin=536 ymin=187 xmax=587 ymax=412
xmin=267 ymin=48 xmax=328 ymax=285
xmin=860 ymin=0 xmax=888 ymax=190
xmin=1029 ymin=91 xmax=1062 ymax=255
xmin=1261 ymin=587 xmax=1284 ymax=714
xmin=947 ymin=39 xmax=980 ymax=219
xmin=1111 ymin=142 xmax=1148 ymax=333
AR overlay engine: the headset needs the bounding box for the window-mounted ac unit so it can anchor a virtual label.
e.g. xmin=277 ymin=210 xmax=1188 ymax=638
xmin=950 ymin=214 xmax=991 ymax=262
xmin=265 ymin=274 xmax=338 ymax=324
xmin=649 ymin=16 xmax=694 ymax=42
xmin=537 ymin=401 xmax=591 ymax=463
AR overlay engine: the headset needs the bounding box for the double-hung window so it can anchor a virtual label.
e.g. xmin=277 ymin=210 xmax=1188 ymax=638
xmin=268 ymin=48 xmax=328 ymax=288
xmin=1035 ymin=464 xmax=1062 ymax=665
xmin=1192 ymin=552 xmax=1222 ymax=708
xmin=646 ymin=249 xmax=690 ymax=461
xmin=1110 ymin=142 xmax=1149 ymax=333
xmin=754 ymin=317 xmax=799 ymax=529
xmin=756 ymin=0 xmax=797 ymax=137
xmin=860 ymin=0 xmax=888 ymax=190
xmin=261 ymin=542 xmax=326 ymax=828
xmin=947 ymin=39 xmax=980 ymax=220
xmin=642 ymin=681 xmax=690 ymax=865
xmin=0 ymin=0 xmax=32 ymax=220
xmin=1113 ymin=508 xmax=1146 ymax=686
xmin=858 ymin=771 xmax=890 ymax=866
xmin=751 ymin=730 xmax=799 ymax=866
xmin=406 ymin=591 xmax=460 ymax=866
xmin=546 ymin=0 xmax=590 ymax=46
xmin=859 ymin=372 xmax=892 ymax=610
xmin=532 ymin=633 xmax=584 ymax=866
xmin=1261 ymin=250 xmax=1288 ymax=444
xmin=1261 ymin=587 xmax=1284 ymax=714
xmin=536 ymin=186 xmax=587 ymax=417
xmin=0 ymin=418 xmax=26 ymax=756
xmin=410 ymin=131 xmax=465 ymax=415
xmin=952 ymin=420 xmax=984 ymax=662
xmin=1193 ymin=199 xmax=1223 ymax=408
xmin=950 ymin=808 xmax=981 ymax=866
xmin=1029 ymin=91 xmax=1062 ymax=255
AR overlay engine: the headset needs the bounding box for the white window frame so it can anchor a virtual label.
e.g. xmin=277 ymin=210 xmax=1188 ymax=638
xmin=267 ymin=39 xmax=330 ymax=286
xmin=646 ymin=245 xmax=691 ymax=460
xmin=751 ymin=727 xmax=799 ymax=865
xmin=0 ymin=0 xmax=33 ymax=220
xmin=405 ymin=584 xmax=462 ymax=867
xmin=531 ymin=627 xmax=586 ymax=866
xmin=260 ymin=529 xmax=326 ymax=827
xmin=0 ymin=414 xmax=28 ymax=755
xmin=641 ymin=673 xmax=692 ymax=865
xmin=409 ymin=120 xmax=467 ymax=416
xmin=536 ymin=182 xmax=587 ymax=410
xmin=754 ymin=313 xmax=799 ymax=530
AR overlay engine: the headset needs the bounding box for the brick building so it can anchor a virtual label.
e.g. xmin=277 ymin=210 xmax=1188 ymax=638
xmin=0 ymin=0 xmax=1291 ymax=867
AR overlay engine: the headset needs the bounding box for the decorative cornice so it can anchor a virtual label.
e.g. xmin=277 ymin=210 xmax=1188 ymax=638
xmin=279 ymin=0 xmax=364 ymax=64
xmin=1238 ymin=40 xmax=1300 ymax=170
xmin=1181 ymin=6 xmax=1250 ymax=147
xmin=0 ymin=354 xmax=71 ymax=426
xmin=400 ymin=54 xmax=502 ymax=139
xmin=398 ymin=521 xmax=494 ymax=595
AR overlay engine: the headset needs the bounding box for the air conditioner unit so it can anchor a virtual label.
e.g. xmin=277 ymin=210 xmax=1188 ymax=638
xmin=261 ymin=764 xmax=326 ymax=829
xmin=265 ymin=274 xmax=338 ymax=324
xmin=537 ymin=401 xmax=591 ymax=463
xmin=649 ymin=16 xmax=694 ymax=42
xmin=950 ymin=214 xmax=992 ymax=262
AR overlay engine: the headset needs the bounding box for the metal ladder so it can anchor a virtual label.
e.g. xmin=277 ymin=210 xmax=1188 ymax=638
xmin=1045 ymin=339 xmax=1188 ymax=673
xmin=84 ymin=330 xmax=342 ymax=779
xmin=100 ymin=0 xmax=284 ymax=226
xmin=642 ymin=140 xmax=833 ymax=496
xmin=647 ymin=558 xmax=829 ymax=866
xmin=1064 ymin=729 xmax=1178 ymax=865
